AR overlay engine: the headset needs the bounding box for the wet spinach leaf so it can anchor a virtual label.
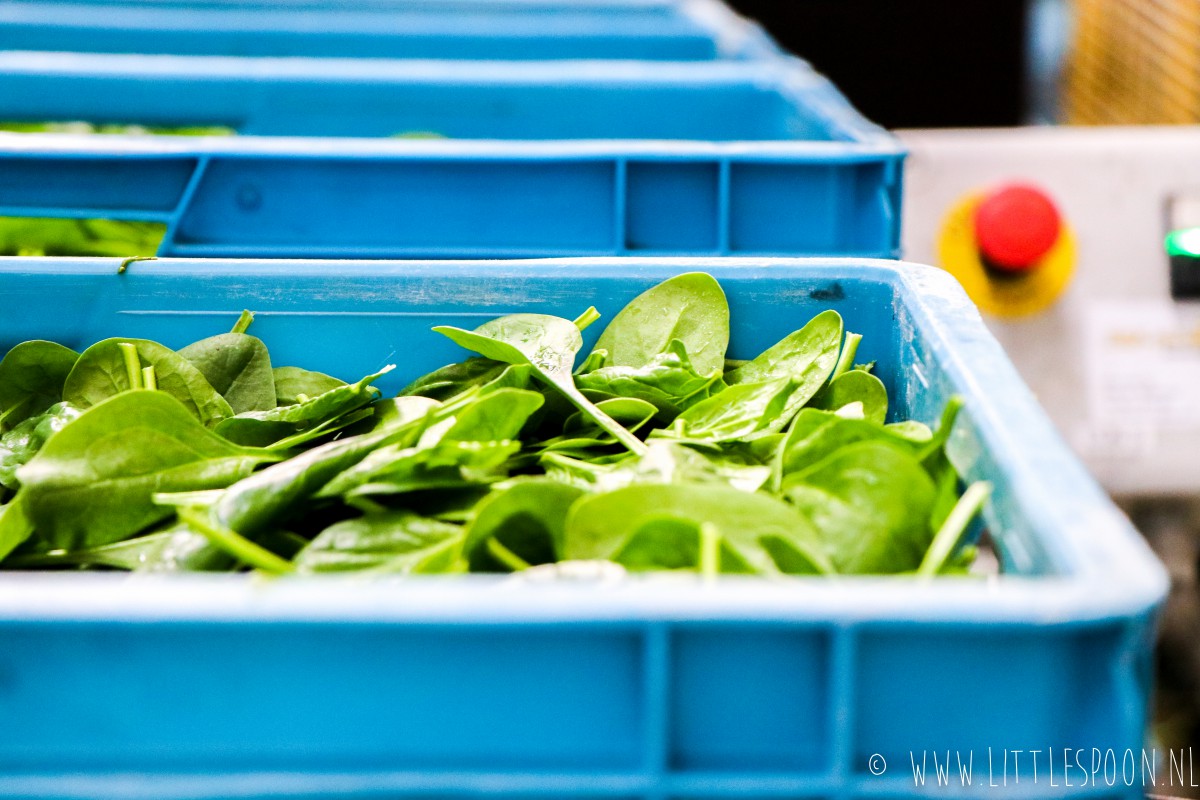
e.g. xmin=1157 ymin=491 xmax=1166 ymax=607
xmin=592 ymin=272 xmax=729 ymax=374
xmin=435 ymin=314 xmax=646 ymax=454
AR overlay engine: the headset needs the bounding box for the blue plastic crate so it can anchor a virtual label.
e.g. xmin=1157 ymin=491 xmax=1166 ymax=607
xmin=0 ymin=0 xmax=777 ymax=60
xmin=0 ymin=256 xmax=1167 ymax=800
xmin=0 ymin=57 xmax=903 ymax=258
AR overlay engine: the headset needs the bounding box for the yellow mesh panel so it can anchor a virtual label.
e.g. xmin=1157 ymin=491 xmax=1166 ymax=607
xmin=1064 ymin=0 xmax=1200 ymax=124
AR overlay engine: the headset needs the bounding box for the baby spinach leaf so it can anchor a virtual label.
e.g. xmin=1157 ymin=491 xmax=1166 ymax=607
xmin=573 ymin=350 xmax=607 ymax=376
xmin=464 ymin=479 xmax=585 ymax=570
xmin=211 ymin=408 xmax=432 ymax=537
xmin=773 ymin=407 xmax=921 ymax=489
xmin=370 ymin=396 xmax=441 ymax=429
xmin=435 ymin=314 xmax=646 ymax=454
xmin=0 ymin=216 xmax=164 ymax=258
xmin=809 ymin=369 xmax=888 ymax=424
xmin=663 ymin=312 xmax=845 ymax=443
xmin=884 ymin=420 xmax=933 ymax=443
xmin=399 ymin=357 xmax=508 ymax=402
xmin=272 ymin=367 xmax=346 ymax=406
xmin=0 ymin=419 xmax=37 ymax=491
xmin=540 ymin=451 xmax=630 ymax=491
xmin=782 ymin=441 xmax=936 ymax=574
xmin=828 ymin=331 xmax=863 ymax=382
xmin=663 ymin=378 xmax=797 ymax=442
xmin=562 ymin=397 xmax=657 ymax=436
xmin=0 ymin=495 xmax=33 ymax=564
xmin=295 ymin=511 xmax=465 ymax=574
xmin=636 ymin=441 xmax=771 ymax=492
xmin=563 ymin=483 xmax=831 ymax=575
xmin=214 ymin=367 xmax=392 ymax=448
xmin=592 ymin=272 xmax=729 ymax=373
xmin=17 ymin=391 xmax=280 ymax=551
xmin=319 ymin=388 xmax=542 ymax=498
xmin=575 ymin=339 xmax=726 ymax=421
xmin=442 ymin=387 xmax=544 ymax=442
xmin=0 ymin=402 xmax=82 ymax=490
xmin=726 ymin=310 xmax=843 ymax=387
xmin=537 ymin=398 xmax=659 ymax=458
xmin=7 ymin=524 xmax=228 ymax=572
xmin=612 ymin=517 xmax=756 ymax=574
xmin=337 ymin=439 xmax=521 ymax=498
xmin=611 ymin=516 xmax=702 ymax=571
xmin=0 ymin=340 xmax=78 ymax=429
xmin=178 ymin=333 xmax=275 ymax=414
xmin=178 ymin=507 xmax=295 ymax=575
xmin=63 ymin=338 xmax=232 ymax=427
xmin=544 ymin=441 xmax=768 ymax=496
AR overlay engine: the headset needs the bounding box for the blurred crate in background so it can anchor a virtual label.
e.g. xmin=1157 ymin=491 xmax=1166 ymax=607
xmin=0 ymin=0 xmax=778 ymax=61
xmin=0 ymin=56 xmax=903 ymax=259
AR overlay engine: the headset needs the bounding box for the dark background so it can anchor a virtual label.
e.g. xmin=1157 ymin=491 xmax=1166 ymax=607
xmin=725 ymin=0 xmax=1029 ymax=129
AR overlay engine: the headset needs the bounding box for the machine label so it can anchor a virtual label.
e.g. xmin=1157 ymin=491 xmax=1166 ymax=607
xmin=1083 ymin=300 xmax=1200 ymax=459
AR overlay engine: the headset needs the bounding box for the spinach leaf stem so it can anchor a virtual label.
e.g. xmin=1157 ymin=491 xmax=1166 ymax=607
xmin=178 ymin=507 xmax=295 ymax=575
xmin=118 ymin=343 xmax=143 ymax=390
xmin=917 ymin=481 xmax=992 ymax=577
xmin=487 ymin=538 xmax=531 ymax=572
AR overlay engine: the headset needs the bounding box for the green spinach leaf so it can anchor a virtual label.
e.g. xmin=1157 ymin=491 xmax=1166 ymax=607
xmin=295 ymin=511 xmax=465 ymax=574
xmin=272 ymin=366 xmax=346 ymax=406
xmin=563 ymin=483 xmax=831 ymax=575
xmin=17 ymin=391 xmax=280 ymax=551
xmin=0 ymin=340 xmax=78 ymax=429
xmin=63 ymin=338 xmax=233 ymax=427
xmin=464 ymin=479 xmax=585 ymax=570
xmin=592 ymin=272 xmax=729 ymax=373
xmin=575 ymin=339 xmax=726 ymax=421
xmin=435 ymin=314 xmax=646 ymax=454
xmin=399 ymin=357 xmax=508 ymax=402
xmin=782 ymin=441 xmax=935 ymax=574
xmin=179 ymin=333 xmax=275 ymax=414
xmin=214 ymin=367 xmax=392 ymax=448
xmin=809 ymin=369 xmax=888 ymax=424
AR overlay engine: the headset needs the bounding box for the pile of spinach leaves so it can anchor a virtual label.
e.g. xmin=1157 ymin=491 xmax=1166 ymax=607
xmin=0 ymin=273 xmax=989 ymax=577
xmin=0 ymin=217 xmax=165 ymax=258
xmin=0 ymin=121 xmax=232 ymax=258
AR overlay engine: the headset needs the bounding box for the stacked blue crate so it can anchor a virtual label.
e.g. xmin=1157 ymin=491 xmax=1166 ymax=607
xmin=0 ymin=56 xmax=902 ymax=258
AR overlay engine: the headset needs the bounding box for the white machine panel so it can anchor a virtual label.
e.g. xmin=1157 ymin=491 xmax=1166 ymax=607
xmin=900 ymin=126 xmax=1200 ymax=495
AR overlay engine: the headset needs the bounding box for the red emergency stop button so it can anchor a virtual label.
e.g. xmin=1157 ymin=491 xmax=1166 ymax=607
xmin=972 ymin=184 xmax=1062 ymax=272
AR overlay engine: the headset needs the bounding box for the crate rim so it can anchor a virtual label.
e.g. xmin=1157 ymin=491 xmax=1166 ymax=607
xmin=0 ymin=256 xmax=1167 ymax=625
xmin=0 ymin=52 xmax=896 ymax=150
xmin=0 ymin=0 xmax=781 ymax=63
xmin=0 ymin=132 xmax=903 ymax=158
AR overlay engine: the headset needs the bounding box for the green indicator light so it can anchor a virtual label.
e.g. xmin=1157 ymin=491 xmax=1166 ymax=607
xmin=1166 ymin=227 xmax=1200 ymax=257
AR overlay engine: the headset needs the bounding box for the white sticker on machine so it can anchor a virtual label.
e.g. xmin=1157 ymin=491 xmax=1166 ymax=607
xmin=1083 ymin=300 xmax=1200 ymax=461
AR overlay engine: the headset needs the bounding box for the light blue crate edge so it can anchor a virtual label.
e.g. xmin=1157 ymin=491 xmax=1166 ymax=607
xmin=0 ymin=0 xmax=780 ymax=61
xmin=0 ymin=55 xmax=889 ymax=145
